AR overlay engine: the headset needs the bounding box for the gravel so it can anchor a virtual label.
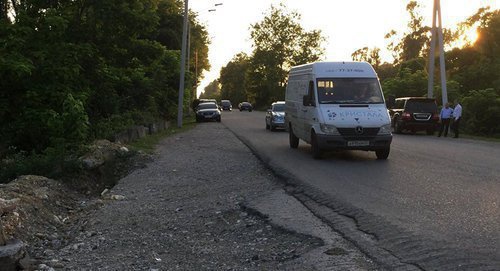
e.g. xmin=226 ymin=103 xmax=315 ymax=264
xmin=36 ymin=122 xmax=375 ymax=270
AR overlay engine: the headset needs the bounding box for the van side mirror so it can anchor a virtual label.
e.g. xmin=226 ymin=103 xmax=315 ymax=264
xmin=303 ymin=95 xmax=310 ymax=106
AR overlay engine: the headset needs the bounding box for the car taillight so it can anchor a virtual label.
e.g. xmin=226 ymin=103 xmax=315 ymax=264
xmin=402 ymin=112 xmax=412 ymax=120
xmin=432 ymin=113 xmax=439 ymax=120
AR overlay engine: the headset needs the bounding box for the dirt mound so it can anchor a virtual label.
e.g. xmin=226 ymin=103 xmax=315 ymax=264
xmin=0 ymin=140 xmax=149 ymax=268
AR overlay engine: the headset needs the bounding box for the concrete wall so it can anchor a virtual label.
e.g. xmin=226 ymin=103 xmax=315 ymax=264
xmin=113 ymin=121 xmax=170 ymax=144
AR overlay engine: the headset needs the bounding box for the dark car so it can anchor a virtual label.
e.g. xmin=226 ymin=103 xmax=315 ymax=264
xmin=388 ymin=97 xmax=439 ymax=134
xmin=195 ymin=102 xmax=221 ymax=122
xmin=220 ymin=100 xmax=232 ymax=111
xmin=239 ymin=102 xmax=253 ymax=112
xmin=265 ymin=101 xmax=285 ymax=131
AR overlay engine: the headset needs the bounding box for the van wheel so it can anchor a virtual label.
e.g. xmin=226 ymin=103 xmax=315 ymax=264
xmin=311 ymin=132 xmax=322 ymax=159
xmin=376 ymin=147 xmax=390 ymax=160
xmin=289 ymin=125 xmax=299 ymax=149
xmin=270 ymin=124 xmax=276 ymax=131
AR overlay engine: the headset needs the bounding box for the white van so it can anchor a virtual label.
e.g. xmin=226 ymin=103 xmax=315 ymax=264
xmin=285 ymin=61 xmax=392 ymax=159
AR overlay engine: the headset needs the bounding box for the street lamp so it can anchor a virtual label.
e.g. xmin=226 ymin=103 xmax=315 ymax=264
xmin=177 ymin=2 xmax=223 ymax=128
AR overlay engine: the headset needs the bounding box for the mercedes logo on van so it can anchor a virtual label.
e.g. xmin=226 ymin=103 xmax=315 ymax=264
xmin=355 ymin=126 xmax=363 ymax=135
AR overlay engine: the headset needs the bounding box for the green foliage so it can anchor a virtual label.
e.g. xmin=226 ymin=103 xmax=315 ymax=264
xmin=381 ymin=7 xmax=500 ymax=138
xmin=461 ymin=89 xmax=500 ymax=136
xmin=382 ymin=68 xmax=428 ymax=98
xmin=0 ymin=0 xmax=211 ymax=182
xmin=199 ymin=80 xmax=221 ymax=100
xmin=219 ymin=53 xmax=250 ymax=104
xmin=351 ymin=47 xmax=381 ymax=68
xmin=0 ymin=146 xmax=81 ymax=184
xmin=245 ymin=4 xmax=325 ymax=108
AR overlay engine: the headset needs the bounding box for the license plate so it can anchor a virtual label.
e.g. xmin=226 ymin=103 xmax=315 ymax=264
xmin=348 ymin=141 xmax=369 ymax=147
xmin=204 ymin=115 xmax=212 ymax=118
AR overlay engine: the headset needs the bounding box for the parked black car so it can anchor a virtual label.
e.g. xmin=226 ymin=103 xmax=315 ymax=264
xmin=195 ymin=102 xmax=221 ymax=122
xmin=388 ymin=97 xmax=439 ymax=134
xmin=220 ymin=100 xmax=232 ymax=111
xmin=238 ymin=102 xmax=253 ymax=112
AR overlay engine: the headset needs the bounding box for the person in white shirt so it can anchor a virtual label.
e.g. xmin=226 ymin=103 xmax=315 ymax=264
xmin=452 ymin=100 xmax=462 ymax=138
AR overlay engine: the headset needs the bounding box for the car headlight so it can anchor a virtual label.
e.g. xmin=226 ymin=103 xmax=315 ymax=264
xmin=320 ymin=123 xmax=340 ymax=135
xmin=377 ymin=124 xmax=392 ymax=135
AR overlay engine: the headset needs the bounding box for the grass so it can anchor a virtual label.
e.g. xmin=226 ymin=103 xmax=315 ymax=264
xmin=128 ymin=117 xmax=197 ymax=153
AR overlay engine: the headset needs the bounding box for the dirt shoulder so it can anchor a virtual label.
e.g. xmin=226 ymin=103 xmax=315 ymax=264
xmin=1 ymin=123 xmax=376 ymax=270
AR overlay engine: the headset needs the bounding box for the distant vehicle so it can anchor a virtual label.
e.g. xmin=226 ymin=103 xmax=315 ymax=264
xmin=285 ymin=61 xmax=392 ymax=159
xmin=387 ymin=97 xmax=439 ymax=135
xmin=199 ymin=98 xmax=218 ymax=104
xmin=193 ymin=99 xmax=219 ymax=111
xmin=265 ymin=101 xmax=285 ymax=131
xmin=239 ymin=102 xmax=253 ymax=112
xmin=220 ymin=100 xmax=232 ymax=111
xmin=195 ymin=102 xmax=221 ymax=122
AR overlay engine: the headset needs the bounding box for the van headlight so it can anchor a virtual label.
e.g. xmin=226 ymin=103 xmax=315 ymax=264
xmin=377 ymin=124 xmax=392 ymax=135
xmin=320 ymin=124 xmax=340 ymax=135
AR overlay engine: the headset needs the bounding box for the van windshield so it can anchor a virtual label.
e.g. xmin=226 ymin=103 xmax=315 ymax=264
xmin=316 ymin=78 xmax=384 ymax=104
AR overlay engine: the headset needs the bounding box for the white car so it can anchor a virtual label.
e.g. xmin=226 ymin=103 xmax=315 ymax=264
xmin=265 ymin=101 xmax=286 ymax=131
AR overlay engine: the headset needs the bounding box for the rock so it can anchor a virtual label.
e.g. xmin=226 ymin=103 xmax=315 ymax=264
xmin=53 ymin=215 xmax=63 ymax=225
xmin=324 ymin=247 xmax=348 ymax=256
xmin=110 ymin=195 xmax=125 ymax=201
xmin=79 ymin=140 xmax=127 ymax=169
xmin=72 ymin=243 xmax=84 ymax=250
xmin=101 ymin=189 xmax=109 ymax=197
xmin=18 ymin=254 xmax=37 ymax=270
xmin=0 ymin=239 xmax=25 ymax=271
xmin=38 ymin=263 xmax=55 ymax=271
xmin=0 ymin=198 xmax=19 ymax=215
xmin=49 ymin=259 xmax=64 ymax=268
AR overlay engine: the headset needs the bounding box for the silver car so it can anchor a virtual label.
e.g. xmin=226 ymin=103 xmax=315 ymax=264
xmin=265 ymin=101 xmax=285 ymax=131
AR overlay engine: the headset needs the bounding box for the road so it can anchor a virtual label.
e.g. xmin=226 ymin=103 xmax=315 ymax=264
xmin=221 ymin=110 xmax=500 ymax=269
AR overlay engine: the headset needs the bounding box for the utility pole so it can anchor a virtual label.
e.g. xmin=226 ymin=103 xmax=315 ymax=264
xmin=177 ymin=0 xmax=189 ymax=128
xmin=427 ymin=0 xmax=448 ymax=105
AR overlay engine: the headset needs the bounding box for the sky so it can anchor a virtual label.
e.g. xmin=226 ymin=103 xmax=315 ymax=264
xmin=191 ymin=0 xmax=500 ymax=97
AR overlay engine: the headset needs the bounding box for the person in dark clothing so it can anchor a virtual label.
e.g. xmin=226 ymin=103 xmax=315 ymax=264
xmin=438 ymin=102 xmax=453 ymax=137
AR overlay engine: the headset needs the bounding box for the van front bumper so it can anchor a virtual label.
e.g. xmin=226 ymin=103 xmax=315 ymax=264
xmin=316 ymin=134 xmax=392 ymax=151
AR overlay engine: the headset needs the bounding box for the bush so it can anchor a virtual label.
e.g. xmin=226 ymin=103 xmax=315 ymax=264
xmin=461 ymin=88 xmax=500 ymax=136
xmin=0 ymin=146 xmax=81 ymax=184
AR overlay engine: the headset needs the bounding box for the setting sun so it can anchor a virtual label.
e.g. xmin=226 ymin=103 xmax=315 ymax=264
xmin=465 ymin=27 xmax=479 ymax=45
xmin=452 ymin=26 xmax=480 ymax=48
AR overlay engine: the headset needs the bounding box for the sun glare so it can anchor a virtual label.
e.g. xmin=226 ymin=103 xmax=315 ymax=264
xmin=451 ymin=27 xmax=479 ymax=49
xmin=465 ymin=27 xmax=479 ymax=45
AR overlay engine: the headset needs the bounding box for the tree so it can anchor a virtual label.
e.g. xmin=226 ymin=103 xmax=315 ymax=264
xmin=351 ymin=47 xmax=381 ymax=68
xmin=199 ymin=80 xmax=220 ymax=100
xmin=385 ymin=1 xmax=430 ymax=63
xmin=219 ymin=53 xmax=250 ymax=104
xmin=246 ymin=4 xmax=324 ymax=108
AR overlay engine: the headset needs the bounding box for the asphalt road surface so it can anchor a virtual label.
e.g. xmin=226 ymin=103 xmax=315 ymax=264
xmin=221 ymin=110 xmax=500 ymax=269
